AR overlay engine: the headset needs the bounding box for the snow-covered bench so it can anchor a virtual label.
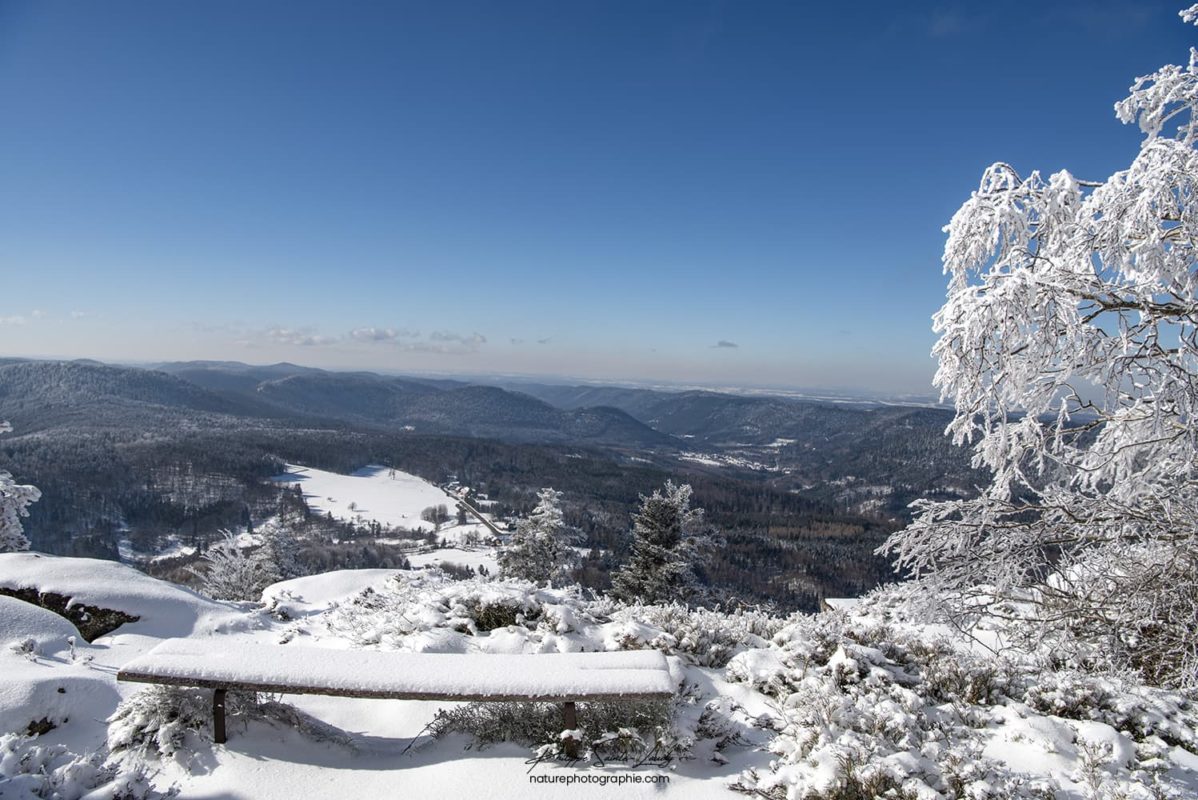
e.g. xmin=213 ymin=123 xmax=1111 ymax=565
xmin=117 ymin=639 xmax=676 ymax=750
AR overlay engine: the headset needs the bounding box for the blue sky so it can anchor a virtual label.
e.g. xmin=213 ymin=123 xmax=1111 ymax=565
xmin=0 ymin=1 xmax=1192 ymax=394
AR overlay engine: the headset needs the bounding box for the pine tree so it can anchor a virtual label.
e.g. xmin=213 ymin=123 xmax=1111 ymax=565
xmin=0 ymin=422 xmax=40 ymax=553
xmin=611 ymin=481 xmax=708 ymax=605
xmin=497 ymin=488 xmax=579 ymax=586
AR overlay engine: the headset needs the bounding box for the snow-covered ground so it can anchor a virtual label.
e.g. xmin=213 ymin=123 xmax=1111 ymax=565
xmin=117 ymin=535 xmax=198 ymax=565
xmin=1 ymin=553 xmax=1196 ymax=800
xmin=678 ymin=452 xmax=782 ymax=472
xmin=407 ymin=547 xmax=498 ymax=574
xmin=272 ymin=464 xmax=494 ymax=545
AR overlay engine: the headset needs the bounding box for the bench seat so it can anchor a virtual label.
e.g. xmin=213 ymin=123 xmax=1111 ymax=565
xmin=118 ymin=638 xmax=675 ymax=701
xmin=117 ymin=638 xmax=676 ymax=746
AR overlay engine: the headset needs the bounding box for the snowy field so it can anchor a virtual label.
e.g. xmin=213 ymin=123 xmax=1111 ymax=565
xmin=1 ymin=553 xmax=1196 ymax=799
xmin=272 ymin=464 xmax=493 ymax=544
xmin=407 ymin=547 xmax=498 ymax=574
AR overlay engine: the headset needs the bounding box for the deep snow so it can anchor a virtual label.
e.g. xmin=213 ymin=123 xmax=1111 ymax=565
xmin=1 ymin=555 xmax=1196 ymax=800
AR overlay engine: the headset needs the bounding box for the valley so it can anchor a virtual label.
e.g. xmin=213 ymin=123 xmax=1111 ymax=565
xmin=0 ymin=357 xmax=981 ymax=611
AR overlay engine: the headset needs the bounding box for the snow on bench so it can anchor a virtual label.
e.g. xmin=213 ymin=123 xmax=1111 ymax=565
xmin=117 ymin=638 xmax=676 ymax=746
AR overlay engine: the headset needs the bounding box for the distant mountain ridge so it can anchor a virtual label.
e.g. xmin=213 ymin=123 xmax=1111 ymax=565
xmin=0 ymin=360 xmax=281 ymax=431
xmin=0 ymin=359 xmax=674 ymax=448
xmin=492 ymin=380 xmax=952 ymax=447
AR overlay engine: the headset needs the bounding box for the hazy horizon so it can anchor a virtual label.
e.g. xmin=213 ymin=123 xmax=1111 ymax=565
xmin=0 ymin=348 xmax=943 ymax=402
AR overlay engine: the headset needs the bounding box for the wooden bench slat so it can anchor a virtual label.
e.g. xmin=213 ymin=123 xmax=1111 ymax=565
xmin=116 ymin=638 xmax=676 ymax=701
xmin=117 ymin=669 xmax=673 ymax=702
xmin=117 ymin=638 xmax=676 ymax=745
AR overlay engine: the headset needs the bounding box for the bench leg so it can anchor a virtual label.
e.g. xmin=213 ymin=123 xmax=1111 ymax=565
xmin=561 ymin=701 xmax=579 ymax=758
xmin=213 ymin=688 xmax=227 ymax=744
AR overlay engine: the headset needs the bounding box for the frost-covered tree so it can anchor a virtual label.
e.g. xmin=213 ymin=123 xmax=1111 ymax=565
xmin=257 ymin=520 xmax=304 ymax=582
xmin=497 ymin=488 xmax=579 ymax=586
xmin=192 ymin=531 xmax=274 ymax=601
xmin=611 ymin=481 xmax=709 ymax=605
xmin=883 ymin=6 xmax=1198 ymax=689
xmin=0 ymin=421 xmax=40 ymax=553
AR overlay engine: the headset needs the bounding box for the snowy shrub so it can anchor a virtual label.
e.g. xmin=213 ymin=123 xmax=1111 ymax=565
xmin=319 ymin=571 xmax=600 ymax=647
xmin=107 ymin=686 xmax=218 ymax=758
xmin=190 ymin=531 xmax=274 ymax=602
xmin=1023 ymin=672 xmax=1198 ymax=750
xmin=896 ymin=636 xmax=1011 ymax=706
xmin=107 ymin=686 xmax=349 ymax=759
xmin=238 ymin=696 xmax=353 ymax=748
xmin=0 ymin=733 xmax=172 ymax=799
xmin=610 ymin=602 xmax=786 ymax=667
xmin=725 ymin=648 xmax=794 ymax=696
xmin=462 ymin=596 xmax=538 ymax=633
xmin=736 ymin=749 xmax=916 ymax=800
xmin=692 ymin=697 xmax=752 ymax=762
xmin=428 ymin=697 xmax=681 ymax=762
xmin=735 ymin=590 xmax=1198 ymax=800
xmin=743 ymin=606 xmax=1030 ymax=797
xmin=10 ymin=637 xmax=38 ymax=660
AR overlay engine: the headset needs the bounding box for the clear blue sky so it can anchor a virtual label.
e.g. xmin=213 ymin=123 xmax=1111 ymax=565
xmin=0 ymin=1 xmax=1192 ymax=394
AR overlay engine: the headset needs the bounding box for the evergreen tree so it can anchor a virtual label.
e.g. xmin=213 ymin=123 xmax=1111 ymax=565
xmin=497 ymin=488 xmax=579 ymax=586
xmin=611 ymin=481 xmax=708 ymax=605
xmin=0 ymin=422 xmax=40 ymax=553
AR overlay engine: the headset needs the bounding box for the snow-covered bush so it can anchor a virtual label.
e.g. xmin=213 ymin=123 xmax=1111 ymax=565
xmin=1023 ymin=671 xmax=1198 ymax=750
xmin=609 ymin=603 xmax=786 ymax=667
xmin=318 ymin=570 xmax=600 ymax=648
xmin=429 ymin=697 xmax=680 ymax=763
xmin=692 ymin=697 xmax=752 ymax=763
xmin=0 ymin=733 xmax=171 ymax=799
xmin=107 ymin=686 xmax=349 ymax=760
xmin=107 ymin=686 xmax=220 ymax=758
xmin=0 ymin=422 xmax=40 ymax=554
xmin=732 ymin=589 xmax=1196 ymax=800
xmin=190 ymin=531 xmax=274 ymax=601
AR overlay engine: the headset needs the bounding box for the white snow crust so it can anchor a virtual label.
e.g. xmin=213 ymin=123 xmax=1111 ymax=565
xmin=272 ymin=464 xmax=490 ymax=542
xmin=0 ymin=552 xmax=240 ymax=639
xmin=119 ymin=639 xmax=674 ymax=699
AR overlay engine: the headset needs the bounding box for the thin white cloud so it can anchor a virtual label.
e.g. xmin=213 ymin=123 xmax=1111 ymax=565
xmin=0 ymin=308 xmax=52 ymax=326
xmin=417 ymin=331 xmax=487 ymax=354
xmin=430 ymin=330 xmax=486 ymax=345
xmin=263 ymin=327 xmax=339 ymax=347
xmin=239 ymin=324 xmax=487 ymax=354
xmin=349 ymin=327 xmax=419 ymax=343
